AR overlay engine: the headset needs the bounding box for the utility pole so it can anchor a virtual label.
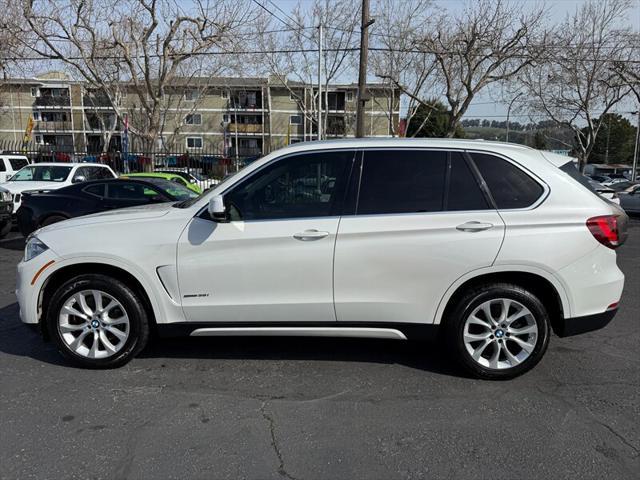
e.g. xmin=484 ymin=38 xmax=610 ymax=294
xmin=356 ymin=0 xmax=374 ymax=138
xmin=317 ymin=24 xmax=323 ymax=141
xmin=632 ymin=109 xmax=639 ymax=181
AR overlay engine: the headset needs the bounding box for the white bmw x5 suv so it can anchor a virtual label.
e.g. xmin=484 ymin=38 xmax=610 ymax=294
xmin=16 ymin=139 xmax=627 ymax=379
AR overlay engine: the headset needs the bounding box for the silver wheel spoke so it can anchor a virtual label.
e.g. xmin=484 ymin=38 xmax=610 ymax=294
xmin=103 ymin=315 xmax=128 ymax=327
xmin=104 ymin=325 xmax=127 ymax=341
xmin=76 ymin=293 xmax=93 ymax=316
xmin=488 ymin=342 xmax=501 ymax=369
xmin=506 ymin=308 xmax=529 ymax=325
xmin=60 ymin=322 xmax=87 ymax=333
xmin=503 ymin=342 xmax=521 ymax=366
xmin=472 ymin=339 xmax=492 ymax=361
xmin=481 ymin=302 xmax=496 ymax=325
xmin=63 ymin=305 xmax=89 ymax=320
xmin=509 ymin=324 xmax=537 ymax=336
xmin=69 ymin=329 xmax=90 ymax=351
xmin=464 ymin=331 xmax=491 ymax=342
xmin=510 ymin=335 xmax=535 ymax=353
xmin=499 ymin=299 xmax=511 ymax=323
xmin=99 ymin=331 xmax=117 ymax=354
xmin=93 ymin=291 xmax=104 ymax=312
xmin=88 ymin=330 xmax=100 ymax=358
xmin=467 ymin=315 xmax=492 ymax=329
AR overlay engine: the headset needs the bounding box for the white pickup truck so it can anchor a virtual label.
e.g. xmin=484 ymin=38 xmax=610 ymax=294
xmin=0 ymin=154 xmax=30 ymax=183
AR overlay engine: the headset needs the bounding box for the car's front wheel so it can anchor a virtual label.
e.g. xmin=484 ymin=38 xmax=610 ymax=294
xmin=447 ymin=283 xmax=550 ymax=380
xmin=46 ymin=274 xmax=149 ymax=368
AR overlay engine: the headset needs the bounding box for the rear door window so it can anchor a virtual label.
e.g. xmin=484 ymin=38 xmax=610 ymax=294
xmin=358 ymin=150 xmax=447 ymax=214
xmin=446 ymin=153 xmax=490 ymax=211
xmin=471 ymin=153 xmax=543 ymax=209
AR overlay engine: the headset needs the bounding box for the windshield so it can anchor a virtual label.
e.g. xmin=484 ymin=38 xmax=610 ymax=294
xmin=11 ymin=165 xmax=73 ymax=182
xmin=144 ymin=178 xmax=199 ymax=201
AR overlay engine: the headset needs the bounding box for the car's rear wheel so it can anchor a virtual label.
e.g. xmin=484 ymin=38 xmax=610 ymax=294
xmin=446 ymin=283 xmax=550 ymax=380
xmin=46 ymin=274 xmax=149 ymax=368
xmin=0 ymin=219 xmax=11 ymax=239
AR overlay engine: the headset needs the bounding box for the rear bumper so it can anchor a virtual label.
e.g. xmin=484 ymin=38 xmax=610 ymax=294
xmin=555 ymin=308 xmax=618 ymax=337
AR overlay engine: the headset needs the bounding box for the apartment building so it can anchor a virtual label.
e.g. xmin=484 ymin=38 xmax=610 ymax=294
xmin=0 ymin=72 xmax=400 ymax=158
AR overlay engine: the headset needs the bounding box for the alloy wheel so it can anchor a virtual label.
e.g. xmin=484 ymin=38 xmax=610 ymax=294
xmin=463 ymin=298 xmax=538 ymax=370
xmin=58 ymin=289 xmax=130 ymax=359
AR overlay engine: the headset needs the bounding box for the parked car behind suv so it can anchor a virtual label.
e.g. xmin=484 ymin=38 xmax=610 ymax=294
xmin=16 ymin=177 xmax=199 ymax=236
xmin=16 ymin=139 xmax=627 ymax=379
xmin=0 ymin=154 xmax=30 ymax=183
xmin=0 ymin=162 xmax=117 ymax=214
xmin=0 ymin=187 xmax=13 ymax=238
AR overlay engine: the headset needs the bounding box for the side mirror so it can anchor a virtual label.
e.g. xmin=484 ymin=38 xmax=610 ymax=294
xmin=72 ymin=175 xmax=86 ymax=184
xmin=208 ymin=194 xmax=228 ymax=222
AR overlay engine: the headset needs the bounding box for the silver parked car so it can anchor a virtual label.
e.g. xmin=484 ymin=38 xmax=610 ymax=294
xmin=618 ymin=184 xmax=640 ymax=214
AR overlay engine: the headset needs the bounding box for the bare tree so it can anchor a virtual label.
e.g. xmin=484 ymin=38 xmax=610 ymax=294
xmin=21 ymin=0 xmax=255 ymax=150
xmin=419 ymin=0 xmax=545 ymax=137
xmin=522 ymin=0 xmax=633 ymax=170
xmin=611 ymin=32 xmax=640 ymax=104
xmin=255 ymin=0 xmax=359 ymax=140
xmin=370 ymin=0 xmax=436 ymax=136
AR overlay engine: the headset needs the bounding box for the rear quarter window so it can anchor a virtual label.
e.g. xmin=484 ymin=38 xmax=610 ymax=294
xmin=471 ymin=153 xmax=544 ymax=209
xmin=559 ymin=161 xmax=599 ymax=194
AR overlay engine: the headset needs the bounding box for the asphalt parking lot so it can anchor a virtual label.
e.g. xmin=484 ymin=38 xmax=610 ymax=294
xmin=0 ymin=221 xmax=638 ymax=480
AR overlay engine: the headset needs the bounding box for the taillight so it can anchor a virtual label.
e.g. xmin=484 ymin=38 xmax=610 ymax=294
xmin=586 ymin=215 xmax=627 ymax=249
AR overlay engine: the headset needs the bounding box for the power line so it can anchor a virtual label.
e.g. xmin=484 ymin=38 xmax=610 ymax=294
xmin=4 ymin=46 xmax=640 ymax=64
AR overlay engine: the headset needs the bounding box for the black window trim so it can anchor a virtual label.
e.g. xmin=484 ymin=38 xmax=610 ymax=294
xmin=465 ymin=149 xmax=549 ymax=211
xmin=198 ymin=147 xmax=359 ymax=222
xmin=82 ymin=183 xmax=106 ymax=198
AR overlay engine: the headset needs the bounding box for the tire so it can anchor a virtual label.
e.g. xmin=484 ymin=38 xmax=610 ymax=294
xmin=445 ymin=283 xmax=550 ymax=380
xmin=46 ymin=274 xmax=150 ymax=368
xmin=40 ymin=215 xmax=68 ymax=228
xmin=0 ymin=220 xmax=11 ymax=239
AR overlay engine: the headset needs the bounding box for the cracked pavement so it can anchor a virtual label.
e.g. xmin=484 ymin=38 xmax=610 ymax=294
xmin=0 ymin=219 xmax=638 ymax=480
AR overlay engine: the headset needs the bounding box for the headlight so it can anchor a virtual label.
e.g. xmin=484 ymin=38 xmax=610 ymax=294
xmin=24 ymin=236 xmax=49 ymax=262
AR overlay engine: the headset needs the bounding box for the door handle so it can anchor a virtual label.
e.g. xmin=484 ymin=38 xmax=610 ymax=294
xmin=293 ymin=229 xmax=330 ymax=241
xmin=456 ymin=221 xmax=494 ymax=232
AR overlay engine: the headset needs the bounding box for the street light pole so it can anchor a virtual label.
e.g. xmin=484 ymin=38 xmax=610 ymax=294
xmin=317 ymin=24 xmax=323 ymax=141
xmin=632 ymin=109 xmax=639 ymax=181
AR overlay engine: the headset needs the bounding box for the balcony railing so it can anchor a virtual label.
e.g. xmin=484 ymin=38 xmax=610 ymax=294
xmin=229 ymin=147 xmax=262 ymax=157
xmin=34 ymin=96 xmax=71 ymax=107
xmin=34 ymin=121 xmax=72 ymax=131
xmin=227 ymin=123 xmax=263 ymax=134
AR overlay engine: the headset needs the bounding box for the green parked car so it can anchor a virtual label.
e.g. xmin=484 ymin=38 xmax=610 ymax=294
xmin=121 ymin=172 xmax=203 ymax=195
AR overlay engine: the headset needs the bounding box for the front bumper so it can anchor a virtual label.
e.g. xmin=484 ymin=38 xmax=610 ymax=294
xmin=555 ymin=308 xmax=618 ymax=337
xmin=16 ymin=249 xmax=58 ymax=325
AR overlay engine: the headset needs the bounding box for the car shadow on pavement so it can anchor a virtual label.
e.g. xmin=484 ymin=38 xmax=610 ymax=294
xmin=0 ymin=301 xmax=467 ymax=376
xmin=141 ymin=335 xmax=467 ymax=377
xmin=0 ymin=235 xmax=25 ymax=252
xmin=0 ymin=302 xmax=69 ymax=367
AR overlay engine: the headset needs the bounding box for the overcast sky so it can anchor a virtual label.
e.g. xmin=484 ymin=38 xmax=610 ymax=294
xmin=273 ymin=0 xmax=640 ymax=122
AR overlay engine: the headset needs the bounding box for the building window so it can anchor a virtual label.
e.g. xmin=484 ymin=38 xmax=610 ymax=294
xmin=35 ymin=135 xmax=43 ymax=144
xmin=221 ymin=90 xmax=229 ymax=99
xmin=346 ymin=92 xmax=354 ymax=102
xmin=31 ymin=87 xmax=39 ymax=97
xmin=290 ymin=115 xmax=302 ymax=125
xmin=32 ymin=112 xmax=40 ymax=121
xmin=290 ymin=90 xmax=299 ymax=101
xmin=185 ymin=113 xmax=202 ymax=125
xmin=289 ymin=138 xmax=302 ymax=144
xmin=222 ymin=114 xmax=230 ymax=123
xmin=185 ymin=90 xmax=200 ymax=101
xmin=187 ymin=137 xmax=203 ymax=149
